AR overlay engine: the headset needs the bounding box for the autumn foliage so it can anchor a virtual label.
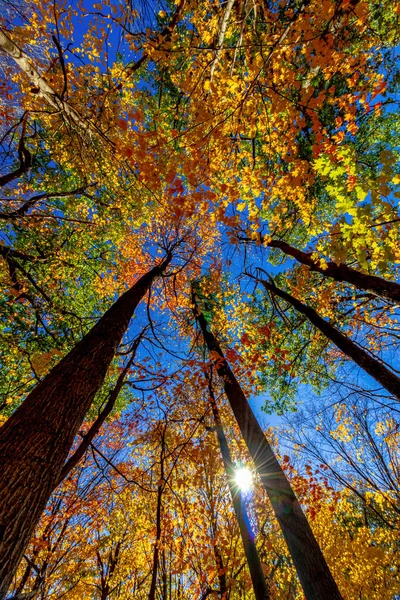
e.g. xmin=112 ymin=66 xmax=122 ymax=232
xmin=0 ymin=0 xmax=399 ymax=597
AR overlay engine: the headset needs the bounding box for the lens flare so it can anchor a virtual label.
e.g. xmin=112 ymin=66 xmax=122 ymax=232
xmin=235 ymin=467 xmax=252 ymax=491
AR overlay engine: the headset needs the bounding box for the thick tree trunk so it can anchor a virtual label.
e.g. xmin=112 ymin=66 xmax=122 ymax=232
xmin=0 ymin=255 xmax=171 ymax=597
xmin=206 ymin=374 xmax=270 ymax=600
xmin=193 ymin=298 xmax=343 ymax=600
xmin=254 ymin=275 xmax=400 ymax=401
xmin=55 ymin=331 xmax=144 ymax=487
xmin=260 ymin=237 xmax=400 ymax=303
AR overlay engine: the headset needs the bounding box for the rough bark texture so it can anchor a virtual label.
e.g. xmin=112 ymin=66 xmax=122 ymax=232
xmin=207 ymin=375 xmax=270 ymax=600
xmin=0 ymin=256 xmax=171 ymax=597
xmin=264 ymin=238 xmax=400 ymax=303
xmin=194 ymin=300 xmax=343 ymax=600
xmin=256 ymin=276 xmax=400 ymax=401
xmin=55 ymin=332 xmax=143 ymax=488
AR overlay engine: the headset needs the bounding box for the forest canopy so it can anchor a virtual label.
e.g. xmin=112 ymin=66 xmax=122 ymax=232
xmin=0 ymin=0 xmax=399 ymax=598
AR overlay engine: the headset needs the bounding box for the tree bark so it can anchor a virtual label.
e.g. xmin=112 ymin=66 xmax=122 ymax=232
xmin=0 ymin=255 xmax=171 ymax=598
xmin=148 ymin=427 xmax=166 ymax=600
xmin=253 ymin=275 xmax=400 ymax=401
xmin=193 ymin=296 xmax=343 ymax=600
xmin=248 ymin=236 xmax=400 ymax=303
xmin=55 ymin=331 xmax=144 ymax=487
xmin=206 ymin=373 xmax=270 ymax=600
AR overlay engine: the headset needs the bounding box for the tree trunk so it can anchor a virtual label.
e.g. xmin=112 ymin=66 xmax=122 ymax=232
xmin=148 ymin=425 xmax=166 ymax=600
xmin=212 ymin=540 xmax=227 ymax=599
xmin=55 ymin=331 xmax=144 ymax=487
xmin=206 ymin=373 xmax=270 ymax=600
xmin=148 ymin=484 xmax=162 ymax=600
xmin=251 ymin=236 xmax=400 ymax=303
xmin=253 ymin=275 xmax=400 ymax=401
xmin=208 ymin=501 xmax=228 ymax=599
xmin=0 ymin=255 xmax=171 ymax=597
xmin=239 ymin=234 xmax=400 ymax=303
xmin=193 ymin=296 xmax=343 ymax=600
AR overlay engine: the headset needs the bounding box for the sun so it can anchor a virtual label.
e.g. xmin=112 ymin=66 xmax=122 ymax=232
xmin=234 ymin=467 xmax=252 ymax=492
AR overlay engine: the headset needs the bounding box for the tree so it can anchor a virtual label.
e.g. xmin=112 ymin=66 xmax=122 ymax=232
xmin=192 ymin=292 xmax=343 ymax=600
xmin=239 ymin=237 xmax=400 ymax=303
xmin=282 ymin=451 xmax=400 ymax=599
xmin=250 ymin=273 xmax=400 ymax=401
xmin=0 ymin=253 xmax=171 ymax=595
xmin=206 ymin=369 xmax=270 ymax=600
xmin=282 ymin=391 xmax=400 ymax=532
